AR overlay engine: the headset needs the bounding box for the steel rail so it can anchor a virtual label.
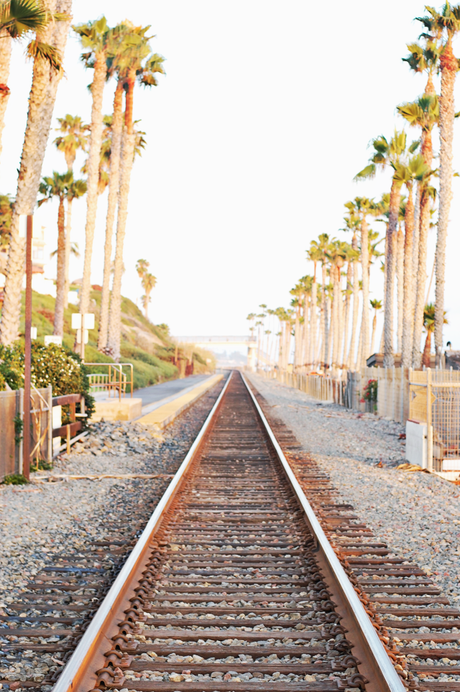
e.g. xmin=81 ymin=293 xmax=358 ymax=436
xmin=241 ymin=372 xmax=406 ymax=692
xmin=52 ymin=372 xmax=232 ymax=692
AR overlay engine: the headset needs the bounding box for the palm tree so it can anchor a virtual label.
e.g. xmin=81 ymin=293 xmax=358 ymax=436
xmin=327 ymin=241 xmax=347 ymax=372
xmin=64 ymin=178 xmax=86 ymax=307
xmin=107 ymin=27 xmax=165 ymax=359
xmin=38 ymin=171 xmax=72 ymax=337
xmin=341 ymin=211 xmax=361 ymax=369
xmin=307 ymin=244 xmax=322 ymax=370
xmin=355 ymin=131 xmax=417 ymax=367
xmin=136 ymin=258 xmax=150 ymax=279
xmin=370 ymin=299 xmax=382 ymax=355
xmin=310 ymin=233 xmax=331 ymax=369
xmin=141 ymin=273 xmax=157 ymax=320
xmin=0 ymin=0 xmax=72 ymax=346
xmin=54 ymin=114 xmax=88 ymax=170
xmin=416 ymin=5 xmax=460 ymax=362
xmin=98 ymin=109 xmax=147 ymax=351
xmin=412 ymin=181 xmax=437 ymax=368
xmin=345 ymin=197 xmax=374 ymax=368
xmin=422 ymin=303 xmax=448 ymax=368
xmin=54 ymin=114 xmax=88 ymax=308
xmin=391 ymin=152 xmax=430 ymax=368
xmin=73 ymin=16 xmax=112 ymax=331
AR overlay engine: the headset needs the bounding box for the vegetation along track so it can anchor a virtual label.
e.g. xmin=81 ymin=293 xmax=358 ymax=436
xmin=1 ymin=371 xmax=458 ymax=692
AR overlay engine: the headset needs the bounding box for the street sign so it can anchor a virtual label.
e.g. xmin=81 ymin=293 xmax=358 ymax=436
xmin=71 ymin=313 xmax=95 ymax=330
xmin=31 ymin=327 xmax=37 ymax=339
xmin=76 ymin=329 xmax=89 ymax=344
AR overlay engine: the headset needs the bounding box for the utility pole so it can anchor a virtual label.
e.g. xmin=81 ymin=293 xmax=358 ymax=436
xmin=23 ymin=215 xmax=33 ymax=481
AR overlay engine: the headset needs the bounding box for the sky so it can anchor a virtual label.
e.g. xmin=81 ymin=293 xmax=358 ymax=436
xmin=2 ymin=0 xmax=460 ymax=348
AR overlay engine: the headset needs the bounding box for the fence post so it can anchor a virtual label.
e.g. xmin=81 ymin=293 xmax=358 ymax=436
xmin=427 ymin=368 xmax=433 ymax=472
xmin=47 ymin=386 xmax=52 ymax=465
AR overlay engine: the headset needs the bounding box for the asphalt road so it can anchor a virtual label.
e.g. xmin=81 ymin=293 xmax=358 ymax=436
xmin=134 ymin=374 xmax=210 ymax=407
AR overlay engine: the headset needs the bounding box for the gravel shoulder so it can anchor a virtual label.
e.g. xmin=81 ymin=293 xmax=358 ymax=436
xmin=0 ymin=380 xmax=225 ymax=608
xmin=247 ymin=373 xmax=460 ymax=606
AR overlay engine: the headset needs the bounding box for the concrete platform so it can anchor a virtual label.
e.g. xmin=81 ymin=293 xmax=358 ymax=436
xmin=93 ymin=397 xmax=142 ymax=422
xmin=137 ymin=374 xmax=223 ymax=428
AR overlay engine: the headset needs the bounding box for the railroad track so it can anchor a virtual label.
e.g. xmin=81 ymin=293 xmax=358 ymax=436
xmin=1 ymin=371 xmax=458 ymax=692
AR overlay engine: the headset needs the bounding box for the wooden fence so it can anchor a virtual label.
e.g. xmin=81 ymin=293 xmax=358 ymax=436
xmin=0 ymin=388 xmax=85 ymax=480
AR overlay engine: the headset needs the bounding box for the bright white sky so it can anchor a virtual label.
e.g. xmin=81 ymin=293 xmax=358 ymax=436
xmin=2 ymin=0 xmax=460 ymax=348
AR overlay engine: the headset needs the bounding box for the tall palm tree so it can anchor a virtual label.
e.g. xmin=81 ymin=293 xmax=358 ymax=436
xmin=355 ymin=131 xmax=417 ymax=366
xmin=327 ymin=240 xmax=347 ymax=372
xmin=391 ymin=152 xmax=430 ymax=368
xmin=64 ymin=178 xmax=86 ymax=307
xmin=107 ymin=28 xmax=165 ymax=359
xmin=98 ymin=111 xmax=146 ymax=351
xmin=345 ymin=197 xmax=374 ymax=368
xmin=306 ymin=244 xmax=321 ymax=371
xmin=0 ymin=0 xmax=72 ymax=346
xmin=310 ymin=233 xmax=331 ymax=369
xmin=412 ymin=180 xmax=437 ymax=368
xmin=141 ymin=272 xmax=156 ymax=320
xmin=73 ymin=16 xmax=112 ymax=330
xmin=370 ymin=299 xmax=382 ymax=355
xmin=54 ymin=114 xmax=88 ymax=170
xmin=416 ymin=4 xmax=460 ymax=362
xmin=342 ymin=211 xmax=361 ymax=369
xmin=38 ymin=171 xmax=71 ymax=336
xmin=54 ymin=114 xmax=88 ymax=308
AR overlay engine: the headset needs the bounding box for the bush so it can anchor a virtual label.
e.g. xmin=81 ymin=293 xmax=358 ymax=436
xmin=0 ymin=342 xmax=94 ymax=423
xmin=2 ymin=474 xmax=28 ymax=485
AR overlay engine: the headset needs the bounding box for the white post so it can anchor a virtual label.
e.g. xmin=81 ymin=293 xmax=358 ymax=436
xmin=427 ymin=368 xmax=433 ymax=472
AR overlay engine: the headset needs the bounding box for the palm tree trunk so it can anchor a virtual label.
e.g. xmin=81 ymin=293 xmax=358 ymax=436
xmin=342 ymin=260 xmax=351 ymax=368
xmin=0 ymin=0 xmax=72 ymax=346
xmin=145 ymin=288 xmax=151 ymax=320
xmin=53 ymin=197 xmax=66 ymax=336
xmin=412 ymin=190 xmax=431 ymax=368
xmin=79 ymin=49 xmax=107 ymax=321
xmin=310 ymin=269 xmax=317 ymax=369
xmin=64 ymin=196 xmax=73 ymax=308
xmin=412 ymin=183 xmax=421 ymax=283
xmin=396 ymin=227 xmax=404 ymax=354
xmin=348 ymin=235 xmax=360 ymax=369
xmin=435 ymin=36 xmax=457 ymax=362
xmin=293 ymin=311 xmax=299 ymax=369
xmin=325 ymin=293 xmax=332 ymax=370
xmin=321 ymin=264 xmax=327 ymax=368
xmin=371 ymin=311 xmax=377 ymax=354
xmin=0 ymin=31 xmax=12 ymax=161
xmin=422 ymin=330 xmax=432 ymax=368
xmin=106 ymin=130 xmax=136 ymax=360
xmin=332 ymin=271 xmax=339 ymax=371
xmin=360 ymin=215 xmax=370 ymax=367
xmin=383 ymin=180 xmax=402 ymax=367
xmin=401 ymin=183 xmax=415 ymax=369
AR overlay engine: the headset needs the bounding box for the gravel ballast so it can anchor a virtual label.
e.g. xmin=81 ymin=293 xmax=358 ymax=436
xmin=247 ymin=373 xmax=460 ymax=606
xmin=0 ymin=380 xmax=224 ymax=630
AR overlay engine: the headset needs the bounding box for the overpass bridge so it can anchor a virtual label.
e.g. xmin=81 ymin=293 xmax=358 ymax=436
xmin=173 ymin=336 xmax=257 ymax=369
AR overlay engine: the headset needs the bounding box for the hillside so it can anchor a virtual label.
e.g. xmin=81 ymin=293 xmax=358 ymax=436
xmin=16 ymin=289 xmax=215 ymax=390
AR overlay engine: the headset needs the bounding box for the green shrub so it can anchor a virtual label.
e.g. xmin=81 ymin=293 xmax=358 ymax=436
xmin=2 ymin=474 xmax=28 ymax=485
xmin=0 ymin=342 xmax=94 ymax=423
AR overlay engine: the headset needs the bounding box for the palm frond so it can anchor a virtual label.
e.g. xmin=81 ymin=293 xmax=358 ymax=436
xmin=354 ymin=164 xmax=376 ymax=181
xmin=0 ymin=0 xmax=48 ymax=38
xmin=26 ymin=39 xmax=62 ymax=72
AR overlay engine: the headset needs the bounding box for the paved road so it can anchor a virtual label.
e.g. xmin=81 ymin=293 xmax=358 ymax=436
xmin=134 ymin=375 xmax=210 ymax=407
